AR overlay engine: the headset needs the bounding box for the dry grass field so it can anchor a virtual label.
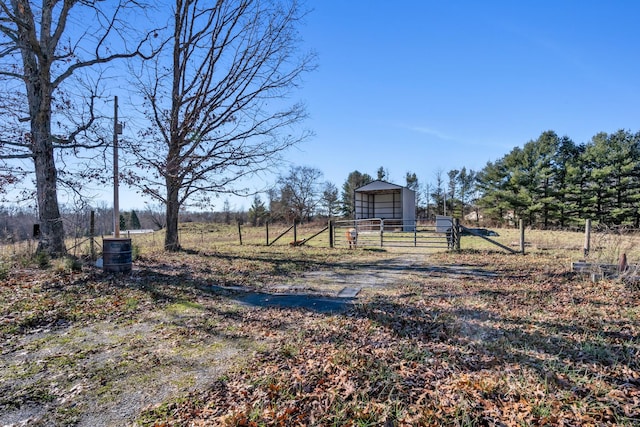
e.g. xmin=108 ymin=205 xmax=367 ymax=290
xmin=1 ymin=223 xmax=639 ymax=426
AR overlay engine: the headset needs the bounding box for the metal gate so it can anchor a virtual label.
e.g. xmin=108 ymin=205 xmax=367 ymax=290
xmin=332 ymin=218 xmax=455 ymax=249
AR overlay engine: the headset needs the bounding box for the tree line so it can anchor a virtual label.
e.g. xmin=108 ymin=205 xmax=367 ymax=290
xmin=478 ymin=129 xmax=640 ymax=228
xmin=3 ymin=126 xmax=637 ymax=245
xmin=258 ymin=165 xmax=478 ymax=225
xmin=0 ymin=204 xmax=163 ymax=243
xmin=260 ymin=128 xmax=640 ymax=229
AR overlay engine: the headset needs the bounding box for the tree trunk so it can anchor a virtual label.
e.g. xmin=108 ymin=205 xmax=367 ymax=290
xmin=164 ymin=179 xmax=181 ymax=251
xmin=34 ymin=134 xmax=66 ymax=256
xmin=27 ymin=58 xmax=66 ymax=256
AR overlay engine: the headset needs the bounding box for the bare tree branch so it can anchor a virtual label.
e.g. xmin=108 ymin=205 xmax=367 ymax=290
xmin=0 ymin=0 xmax=163 ymax=256
xmin=125 ymin=0 xmax=315 ymax=250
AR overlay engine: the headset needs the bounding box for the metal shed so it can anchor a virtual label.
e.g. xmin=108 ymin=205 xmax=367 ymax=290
xmin=354 ymin=180 xmax=415 ymax=230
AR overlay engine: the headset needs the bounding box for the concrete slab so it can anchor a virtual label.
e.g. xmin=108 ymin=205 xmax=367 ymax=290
xmin=337 ymin=287 xmax=361 ymax=298
xmin=237 ymin=293 xmax=354 ymax=313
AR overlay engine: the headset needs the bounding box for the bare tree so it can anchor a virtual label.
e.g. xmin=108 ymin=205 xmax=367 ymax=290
xmin=422 ymin=182 xmax=432 ymax=220
xmin=432 ymin=169 xmax=445 ymax=216
xmin=276 ymin=165 xmax=323 ymax=223
xmin=143 ymin=203 xmax=166 ymax=230
xmin=127 ymin=0 xmax=315 ymax=251
xmin=0 ymin=1 xmax=160 ymax=256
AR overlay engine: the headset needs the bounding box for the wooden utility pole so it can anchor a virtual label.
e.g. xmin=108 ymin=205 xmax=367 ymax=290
xmin=113 ymin=96 xmax=120 ymax=238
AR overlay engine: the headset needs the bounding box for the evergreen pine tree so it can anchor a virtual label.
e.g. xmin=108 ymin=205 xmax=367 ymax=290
xmin=130 ymin=210 xmax=141 ymax=229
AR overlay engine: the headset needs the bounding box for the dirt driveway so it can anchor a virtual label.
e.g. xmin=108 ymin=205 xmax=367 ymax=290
xmin=1 ymin=252 xmax=496 ymax=426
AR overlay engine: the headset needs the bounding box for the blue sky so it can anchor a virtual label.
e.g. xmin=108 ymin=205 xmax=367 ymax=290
xmin=110 ymin=1 xmax=640 ymax=211
xmin=269 ymin=1 xmax=640 ymax=200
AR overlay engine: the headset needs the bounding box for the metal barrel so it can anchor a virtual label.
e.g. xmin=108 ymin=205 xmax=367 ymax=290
xmin=102 ymin=238 xmax=132 ymax=273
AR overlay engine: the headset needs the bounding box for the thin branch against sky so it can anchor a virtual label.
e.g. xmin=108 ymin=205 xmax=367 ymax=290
xmin=3 ymin=1 xmax=640 ymax=213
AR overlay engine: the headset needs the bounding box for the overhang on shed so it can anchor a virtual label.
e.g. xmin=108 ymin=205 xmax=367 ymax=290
xmin=354 ymin=180 xmax=415 ymax=228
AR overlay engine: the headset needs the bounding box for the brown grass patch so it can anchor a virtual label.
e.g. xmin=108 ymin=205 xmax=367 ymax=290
xmin=1 ymin=227 xmax=639 ymax=425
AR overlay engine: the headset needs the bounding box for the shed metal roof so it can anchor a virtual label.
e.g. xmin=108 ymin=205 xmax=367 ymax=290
xmin=355 ymin=180 xmax=403 ymax=193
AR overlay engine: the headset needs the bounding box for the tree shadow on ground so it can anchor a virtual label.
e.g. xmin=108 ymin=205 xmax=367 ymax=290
xmin=350 ymin=294 xmax=639 ymax=387
xmin=78 ymin=250 xmax=640 ymax=424
xmin=101 ymin=251 xmax=639 ymax=382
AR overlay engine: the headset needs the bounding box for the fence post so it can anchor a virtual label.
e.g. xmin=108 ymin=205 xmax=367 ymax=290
xmin=584 ymin=219 xmax=591 ymax=257
xmin=90 ymin=210 xmax=96 ymax=261
xmin=380 ymin=219 xmax=384 ymax=247
xmin=519 ymin=219 xmax=525 ymax=255
xmin=237 ymin=221 xmax=243 ymax=245
xmin=454 ymin=218 xmax=461 ymax=251
xmin=328 ymin=220 xmax=334 ymax=248
xmin=266 ymin=221 xmax=269 ymax=246
xmin=293 ymin=220 xmax=297 ymax=244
